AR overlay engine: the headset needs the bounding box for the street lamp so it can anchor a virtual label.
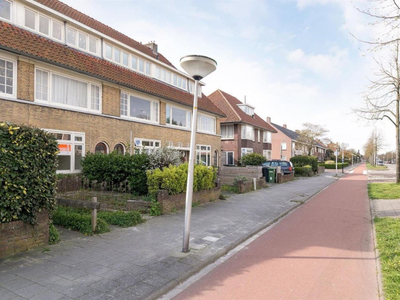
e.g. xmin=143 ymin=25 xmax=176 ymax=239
xmin=180 ymin=55 xmax=217 ymax=253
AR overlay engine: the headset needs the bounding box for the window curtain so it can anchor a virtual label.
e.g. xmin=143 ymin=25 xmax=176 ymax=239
xmin=52 ymin=74 xmax=87 ymax=108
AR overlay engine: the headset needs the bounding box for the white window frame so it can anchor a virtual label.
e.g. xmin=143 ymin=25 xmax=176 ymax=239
xmin=241 ymin=148 xmax=253 ymax=156
xmin=196 ymin=144 xmax=211 ymax=166
xmin=166 ymin=104 xmax=191 ymax=129
xmin=257 ymin=130 xmax=260 ymax=142
xmin=66 ymin=25 xmax=99 ymax=55
xmin=225 ymin=151 xmax=234 ymax=165
xmin=34 ymin=66 xmax=102 ymax=113
xmin=221 ymin=125 xmax=234 ymax=139
xmin=281 ymin=142 xmax=287 ymax=150
xmin=120 ymin=91 xmax=159 ymax=123
xmin=134 ymin=138 xmax=161 ymax=154
xmin=263 ymin=131 xmax=271 ymax=143
xmin=241 ymin=125 xmax=254 ymax=141
xmin=263 ymin=150 xmax=272 ymax=160
xmin=0 ymin=0 xmax=11 ymax=22
xmin=0 ymin=55 xmax=16 ymax=98
xmin=45 ymin=129 xmax=85 ymax=174
xmin=197 ymin=113 xmax=216 ymax=134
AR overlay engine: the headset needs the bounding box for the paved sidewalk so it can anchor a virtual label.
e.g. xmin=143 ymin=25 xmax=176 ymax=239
xmin=0 ymin=172 xmax=343 ymax=300
xmin=372 ymin=199 xmax=400 ymax=217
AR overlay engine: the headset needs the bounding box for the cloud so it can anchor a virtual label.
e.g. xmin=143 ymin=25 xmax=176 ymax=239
xmin=286 ymin=47 xmax=349 ymax=78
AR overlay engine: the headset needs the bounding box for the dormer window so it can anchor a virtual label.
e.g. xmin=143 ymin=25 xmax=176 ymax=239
xmin=0 ymin=0 xmax=11 ymax=21
xmin=237 ymin=104 xmax=255 ymax=116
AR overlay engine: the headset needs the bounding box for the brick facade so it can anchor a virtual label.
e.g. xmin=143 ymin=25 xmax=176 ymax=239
xmin=0 ymin=211 xmax=49 ymax=259
xmin=102 ymin=84 xmax=120 ymax=117
xmin=17 ymin=59 xmax=34 ymax=102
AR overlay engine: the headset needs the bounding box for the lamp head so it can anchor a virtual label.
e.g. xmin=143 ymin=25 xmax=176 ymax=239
xmin=180 ymin=55 xmax=217 ymax=80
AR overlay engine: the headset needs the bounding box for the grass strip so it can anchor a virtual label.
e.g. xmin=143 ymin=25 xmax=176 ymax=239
xmin=368 ymin=183 xmax=400 ymax=199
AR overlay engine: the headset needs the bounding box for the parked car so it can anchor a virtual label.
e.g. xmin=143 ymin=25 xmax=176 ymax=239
xmin=377 ymin=160 xmax=384 ymax=166
xmin=262 ymin=160 xmax=294 ymax=175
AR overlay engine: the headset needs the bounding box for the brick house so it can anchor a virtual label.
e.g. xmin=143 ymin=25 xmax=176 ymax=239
xmin=207 ymin=90 xmax=276 ymax=166
xmin=0 ymin=0 xmax=225 ymax=173
xmin=267 ymin=118 xmax=327 ymax=161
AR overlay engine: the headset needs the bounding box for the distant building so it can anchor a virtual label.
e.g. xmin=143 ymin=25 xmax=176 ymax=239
xmin=207 ymin=90 xmax=276 ymax=166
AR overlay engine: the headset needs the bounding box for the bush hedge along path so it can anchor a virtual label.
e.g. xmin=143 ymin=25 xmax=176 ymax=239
xmin=0 ymin=122 xmax=58 ymax=225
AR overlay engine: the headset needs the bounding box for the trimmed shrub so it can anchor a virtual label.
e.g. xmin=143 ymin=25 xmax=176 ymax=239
xmin=294 ymin=165 xmax=313 ymax=177
xmin=97 ymin=210 xmax=144 ymax=227
xmin=147 ymin=163 xmax=216 ymax=195
xmin=324 ymin=163 xmax=349 ymax=169
xmin=0 ymin=122 xmax=58 ymax=225
xmin=81 ymin=152 xmax=150 ymax=195
xmin=240 ymin=153 xmax=266 ymax=166
xmin=148 ymin=146 xmax=182 ymax=170
xmin=290 ymin=156 xmax=318 ymax=173
xmin=52 ymin=207 xmax=109 ymax=235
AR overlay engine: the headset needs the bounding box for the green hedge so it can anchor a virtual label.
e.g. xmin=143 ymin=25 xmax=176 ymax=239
xmin=240 ymin=153 xmax=266 ymax=166
xmin=97 ymin=210 xmax=144 ymax=227
xmin=81 ymin=152 xmax=150 ymax=195
xmin=147 ymin=163 xmax=217 ymax=195
xmin=294 ymin=166 xmax=313 ymax=177
xmin=0 ymin=123 xmax=58 ymax=224
xmin=324 ymin=163 xmax=349 ymax=169
xmin=290 ymin=156 xmax=318 ymax=173
xmin=52 ymin=207 xmax=110 ymax=235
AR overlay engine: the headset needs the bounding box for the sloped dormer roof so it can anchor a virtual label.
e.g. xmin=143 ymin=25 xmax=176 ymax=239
xmin=0 ymin=21 xmax=225 ymax=117
xmin=34 ymin=0 xmax=175 ymax=68
xmin=207 ymin=90 xmax=276 ymax=132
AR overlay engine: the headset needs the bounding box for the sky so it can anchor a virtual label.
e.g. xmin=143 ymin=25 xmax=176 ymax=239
xmin=61 ymin=0 xmax=396 ymax=154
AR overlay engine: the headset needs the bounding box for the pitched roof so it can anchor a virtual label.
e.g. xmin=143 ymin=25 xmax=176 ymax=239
xmin=34 ymin=0 xmax=175 ymax=68
xmin=271 ymin=123 xmax=299 ymax=141
xmin=0 ymin=21 xmax=224 ymax=117
xmin=207 ymin=90 xmax=277 ymax=132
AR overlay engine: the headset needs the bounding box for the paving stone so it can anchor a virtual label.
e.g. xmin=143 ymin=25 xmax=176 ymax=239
xmin=0 ymin=287 xmax=18 ymax=300
xmin=30 ymin=289 xmax=64 ymax=300
xmin=13 ymin=283 xmax=48 ymax=298
xmin=0 ymin=277 xmax=34 ymax=291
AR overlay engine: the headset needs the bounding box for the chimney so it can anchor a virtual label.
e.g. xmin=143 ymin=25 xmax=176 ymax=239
xmin=266 ymin=117 xmax=271 ymax=123
xmin=283 ymin=124 xmax=287 ymax=129
xmin=145 ymin=41 xmax=158 ymax=55
xmin=244 ymin=95 xmax=246 ymax=104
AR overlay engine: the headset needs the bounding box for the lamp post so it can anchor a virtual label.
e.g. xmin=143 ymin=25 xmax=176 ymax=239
xmin=180 ymin=55 xmax=217 ymax=253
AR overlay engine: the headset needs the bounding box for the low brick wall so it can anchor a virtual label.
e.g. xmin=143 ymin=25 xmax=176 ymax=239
xmin=0 ymin=211 xmax=49 ymax=259
xmin=277 ymin=173 xmax=295 ymax=184
xmin=157 ymin=187 xmax=220 ymax=214
xmin=219 ymin=166 xmax=263 ymax=185
xmin=237 ymin=178 xmax=266 ymax=193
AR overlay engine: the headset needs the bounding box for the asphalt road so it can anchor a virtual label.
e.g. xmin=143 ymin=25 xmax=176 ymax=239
xmin=368 ymin=163 xmax=396 ymax=182
xmin=171 ymin=164 xmax=379 ymax=300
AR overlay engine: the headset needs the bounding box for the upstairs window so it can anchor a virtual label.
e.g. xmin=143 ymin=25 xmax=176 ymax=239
xmin=25 ymin=8 xmax=36 ymax=30
xmin=198 ymin=114 xmax=216 ymax=134
xmin=221 ymin=125 xmax=234 ymax=139
xmin=263 ymin=131 xmax=271 ymax=143
xmin=35 ymin=68 xmax=101 ymax=112
xmin=0 ymin=57 xmax=15 ymax=97
xmin=166 ymin=105 xmax=191 ymax=128
xmin=0 ymin=0 xmax=11 ymax=21
xmin=238 ymin=104 xmax=255 ymax=116
xmin=67 ymin=26 xmax=98 ymax=55
xmin=120 ymin=92 xmax=159 ymax=123
xmin=241 ymin=125 xmax=254 ymax=140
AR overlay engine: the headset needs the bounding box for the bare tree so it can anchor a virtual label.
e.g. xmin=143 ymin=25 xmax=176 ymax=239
xmin=356 ymin=0 xmax=400 ymax=46
xmin=363 ymin=129 xmax=385 ymax=167
xmin=354 ymin=41 xmax=400 ymax=181
xmin=296 ymin=123 xmax=329 ymax=156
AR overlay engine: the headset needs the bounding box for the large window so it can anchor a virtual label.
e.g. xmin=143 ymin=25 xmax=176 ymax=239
xmin=241 ymin=125 xmax=254 ymax=140
xmin=0 ymin=57 xmax=15 ymax=97
xmin=198 ymin=114 xmax=216 ymax=134
xmin=0 ymin=0 xmax=11 ymax=21
xmin=35 ymin=68 xmax=101 ymax=112
xmin=263 ymin=131 xmax=271 ymax=143
xmin=221 ymin=125 xmax=234 ymax=139
xmin=120 ymin=92 xmax=159 ymax=123
xmin=196 ymin=145 xmax=211 ymax=166
xmin=46 ymin=130 xmax=85 ymax=174
xmin=241 ymin=148 xmax=253 ymax=156
xmin=166 ymin=105 xmax=191 ymax=128
xmin=263 ymin=150 xmax=272 ymax=160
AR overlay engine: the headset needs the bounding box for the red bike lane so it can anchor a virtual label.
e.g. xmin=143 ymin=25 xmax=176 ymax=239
xmin=173 ymin=164 xmax=379 ymax=300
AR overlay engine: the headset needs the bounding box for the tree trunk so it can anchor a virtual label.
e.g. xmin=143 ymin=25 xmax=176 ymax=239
xmin=397 ymin=93 xmax=400 ymax=183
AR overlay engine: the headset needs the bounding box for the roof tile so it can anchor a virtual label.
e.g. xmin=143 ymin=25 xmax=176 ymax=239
xmin=0 ymin=21 xmax=224 ymax=117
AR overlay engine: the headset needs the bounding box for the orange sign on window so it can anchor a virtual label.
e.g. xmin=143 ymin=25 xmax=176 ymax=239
xmin=58 ymin=144 xmax=71 ymax=153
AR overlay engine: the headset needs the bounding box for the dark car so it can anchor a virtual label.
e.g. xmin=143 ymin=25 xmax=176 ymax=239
xmin=262 ymin=160 xmax=294 ymax=175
